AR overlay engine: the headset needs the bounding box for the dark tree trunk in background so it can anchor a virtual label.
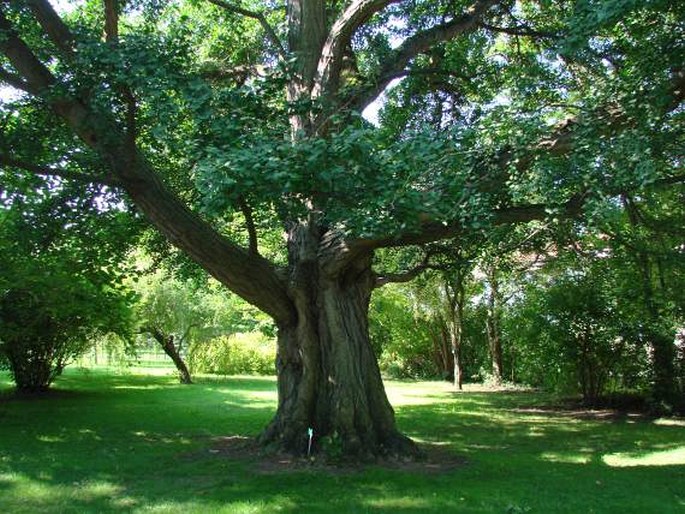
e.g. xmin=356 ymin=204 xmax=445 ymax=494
xmin=623 ymin=196 xmax=678 ymax=409
xmin=259 ymin=224 xmax=417 ymax=459
xmin=150 ymin=329 xmax=193 ymax=384
xmin=443 ymin=270 xmax=467 ymax=391
xmin=451 ymin=327 xmax=464 ymax=391
xmin=430 ymin=318 xmax=453 ymax=381
xmin=485 ymin=265 xmax=504 ymax=385
xmin=7 ymin=348 xmax=54 ymax=393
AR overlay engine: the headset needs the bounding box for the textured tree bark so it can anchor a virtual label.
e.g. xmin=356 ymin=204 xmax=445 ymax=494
xmin=258 ymin=224 xmax=418 ymax=459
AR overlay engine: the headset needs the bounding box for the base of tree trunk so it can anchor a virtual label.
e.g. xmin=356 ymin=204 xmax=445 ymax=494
xmin=258 ymin=423 xmax=420 ymax=462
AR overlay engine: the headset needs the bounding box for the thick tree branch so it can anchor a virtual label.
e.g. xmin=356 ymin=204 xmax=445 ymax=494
xmin=0 ymin=154 xmax=120 ymax=186
xmin=201 ymin=63 xmax=268 ymax=85
xmin=0 ymin=9 xmax=57 ymax=93
xmin=350 ymin=69 xmax=685 ymax=253
xmin=104 ymin=0 xmax=119 ymax=43
xmin=364 ymin=195 xmax=585 ymax=250
xmin=207 ymin=0 xmax=287 ymax=58
xmin=478 ymin=21 xmax=559 ymax=39
xmin=313 ymin=0 xmax=400 ymax=98
xmin=0 ymin=67 xmax=37 ymax=95
xmin=26 ymin=0 xmax=76 ymax=56
xmin=374 ymin=253 xmax=431 ymax=288
xmin=1 ymin=8 xmax=296 ymax=325
xmin=349 ymin=0 xmax=500 ymax=111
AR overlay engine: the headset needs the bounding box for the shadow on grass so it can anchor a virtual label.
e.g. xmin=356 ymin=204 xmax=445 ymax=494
xmin=0 ymin=370 xmax=684 ymax=513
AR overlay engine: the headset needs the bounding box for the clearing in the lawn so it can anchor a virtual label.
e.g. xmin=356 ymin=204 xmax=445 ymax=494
xmin=0 ymin=369 xmax=683 ymax=513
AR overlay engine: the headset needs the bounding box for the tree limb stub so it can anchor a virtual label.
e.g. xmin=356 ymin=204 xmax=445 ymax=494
xmin=238 ymin=196 xmax=260 ymax=256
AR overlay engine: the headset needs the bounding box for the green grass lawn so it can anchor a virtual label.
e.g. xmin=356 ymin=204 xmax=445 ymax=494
xmin=1 ymin=368 xmax=683 ymax=513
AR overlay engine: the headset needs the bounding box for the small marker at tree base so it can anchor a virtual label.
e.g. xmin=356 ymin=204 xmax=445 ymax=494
xmin=307 ymin=427 xmax=314 ymax=456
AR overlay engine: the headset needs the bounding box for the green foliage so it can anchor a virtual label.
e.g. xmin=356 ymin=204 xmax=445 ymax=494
xmin=188 ymin=332 xmax=275 ymax=376
xmin=370 ymin=284 xmax=438 ymax=379
xmin=507 ymin=267 xmax=621 ymax=401
xmin=0 ymin=204 xmax=134 ymax=392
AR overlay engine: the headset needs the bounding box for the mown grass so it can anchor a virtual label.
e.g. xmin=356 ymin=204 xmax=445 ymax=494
xmin=0 ymin=368 xmax=683 ymax=513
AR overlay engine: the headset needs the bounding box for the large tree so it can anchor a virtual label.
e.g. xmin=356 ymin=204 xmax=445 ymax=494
xmin=1 ymin=0 xmax=683 ymax=457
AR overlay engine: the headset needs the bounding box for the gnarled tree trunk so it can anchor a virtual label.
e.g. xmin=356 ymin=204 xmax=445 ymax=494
xmin=259 ymin=224 xmax=417 ymax=459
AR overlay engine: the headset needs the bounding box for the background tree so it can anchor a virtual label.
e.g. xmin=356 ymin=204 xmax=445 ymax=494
xmin=1 ymin=0 xmax=683 ymax=455
xmin=130 ymin=257 xmax=273 ymax=383
xmin=131 ymin=268 xmax=204 ymax=384
xmin=599 ymin=190 xmax=685 ymax=409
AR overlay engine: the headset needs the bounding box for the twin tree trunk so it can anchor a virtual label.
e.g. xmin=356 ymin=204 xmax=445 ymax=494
xmin=258 ymin=225 xmax=417 ymax=459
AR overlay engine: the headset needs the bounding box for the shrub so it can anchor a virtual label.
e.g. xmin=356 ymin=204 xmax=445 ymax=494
xmin=188 ymin=332 xmax=275 ymax=375
xmin=0 ymin=275 xmax=130 ymax=392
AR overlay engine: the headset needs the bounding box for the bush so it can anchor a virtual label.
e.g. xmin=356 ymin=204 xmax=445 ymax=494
xmin=0 ymin=274 xmax=130 ymax=392
xmin=188 ymin=332 xmax=276 ymax=375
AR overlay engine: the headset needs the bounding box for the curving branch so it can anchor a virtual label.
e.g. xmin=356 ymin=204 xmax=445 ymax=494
xmin=477 ymin=21 xmax=559 ymax=39
xmin=374 ymin=252 xmax=432 ymax=288
xmin=207 ymin=0 xmax=287 ymax=58
xmin=0 ymin=9 xmax=57 ymax=93
xmin=348 ymin=0 xmax=500 ymax=111
xmin=0 ymin=154 xmax=121 ymax=187
xmin=352 ymin=66 xmax=685 ymax=254
xmin=313 ymin=0 xmax=401 ymax=98
xmin=0 ymin=6 xmax=296 ymax=325
xmin=360 ymin=196 xmax=582 ymax=251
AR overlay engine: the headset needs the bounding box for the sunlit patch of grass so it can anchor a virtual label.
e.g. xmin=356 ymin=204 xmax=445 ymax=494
xmin=540 ymin=452 xmax=593 ymax=464
xmin=135 ymin=498 xmax=296 ymax=514
xmin=70 ymin=480 xmax=123 ymax=501
xmin=364 ymin=496 xmax=432 ymax=509
xmin=36 ymin=434 xmax=67 ymax=443
xmin=112 ymin=384 xmax=168 ymax=390
xmin=603 ymin=446 xmax=685 ymax=467
xmin=654 ymin=418 xmax=685 ymax=427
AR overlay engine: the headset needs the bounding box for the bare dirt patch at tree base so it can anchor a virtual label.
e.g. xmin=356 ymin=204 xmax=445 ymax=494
xmin=204 ymin=436 xmax=466 ymax=475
